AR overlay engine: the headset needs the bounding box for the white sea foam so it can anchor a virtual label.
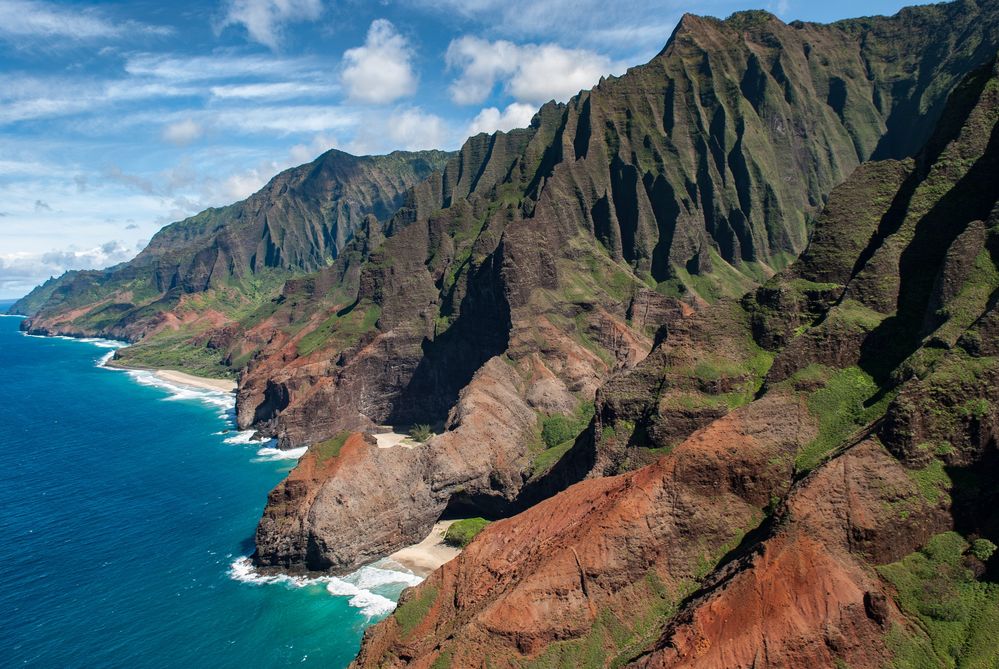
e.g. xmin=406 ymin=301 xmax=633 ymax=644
xmin=223 ymin=430 xmax=263 ymax=445
xmin=20 ymin=331 xmax=126 ymax=349
xmin=228 ymin=557 xmax=423 ymax=617
xmin=253 ymin=446 xmax=307 ymax=462
xmin=123 ymin=369 xmax=237 ymax=411
xmin=324 ymin=579 xmax=397 ymax=617
xmin=77 ymin=337 xmax=124 ymax=349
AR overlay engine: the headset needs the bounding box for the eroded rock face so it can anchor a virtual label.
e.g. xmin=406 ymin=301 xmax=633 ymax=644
xmin=254 ymin=357 xmax=541 ymax=573
xmin=352 ymin=393 xmax=817 ymax=665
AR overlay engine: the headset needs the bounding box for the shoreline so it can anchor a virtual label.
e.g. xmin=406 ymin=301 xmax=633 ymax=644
xmin=14 ymin=329 xmax=236 ymax=394
xmin=103 ymin=358 xmax=237 ymax=393
xmin=387 ymin=521 xmax=461 ymax=577
xmin=152 ymin=368 xmax=237 ymax=393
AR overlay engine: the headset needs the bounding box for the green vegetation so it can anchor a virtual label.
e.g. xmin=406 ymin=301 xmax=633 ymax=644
xmin=523 ymin=577 xmax=682 ymax=669
xmin=673 ymin=343 xmax=774 ymax=410
xmin=520 ymin=517 xmax=760 ymax=669
xmin=113 ymin=329 xmax=235 ymax=379
xmin=394 ymin=585 xmax=439 ymax=637
xmin=828 ymin=299 xmax=888 ymax=330
xmin=970 ymin=539 xmax=997 ymax=563
xmin=296 ymin=302 xmax=381 ymax=357
xmin=409 ymin=424 xmax=433 ymax=442
xmin=311 ymin=432 xmax=350 ymax=463
xmin=531 ymin=403 xmax=595 ymax=476
xmin=429 ymin=650 xmax=452 ymax=669
xmin=878 ymin=532 xmax=999 ymax=668
xmin=530 ymin=438 xmax=577 ymax=477
xmin=443 ymin=518 xmax=491 ymax=548
xmin=931 ymin=247 xmax=999 ymax=346
xmin=796 ymin=366 xmax=889 ymax=473
xmin=541 ymin=415 xmax=578 ymax=449
xmin=668 ymin=249 xmax=758 ymax=304
xmin=540 ymin=403 xmax=595 ymax=449
xmin=906 ymin=458 xmax=953 ymax=504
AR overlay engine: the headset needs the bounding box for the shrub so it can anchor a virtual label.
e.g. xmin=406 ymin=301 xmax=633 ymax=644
xmin=971 ymin=538 xmax=997 ymax=562
xmin=443 ymin=517 xmax=490 ymax=547
xmin=541 ymin=415 xmax=576 ymax=449
xmin=410 ymin=424 xmax=433 ymax=442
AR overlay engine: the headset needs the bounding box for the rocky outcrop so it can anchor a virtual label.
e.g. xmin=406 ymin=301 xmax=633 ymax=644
xmin=254 ymin=357 xmax=542 ymax=572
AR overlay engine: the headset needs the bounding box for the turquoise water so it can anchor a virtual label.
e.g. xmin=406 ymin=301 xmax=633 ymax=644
xmin=0 ymin=309 xmax=417 ymax=667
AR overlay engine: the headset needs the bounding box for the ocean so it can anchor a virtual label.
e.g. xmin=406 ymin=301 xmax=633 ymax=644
xmin=0 ymin=306 xmax=419 ymax=667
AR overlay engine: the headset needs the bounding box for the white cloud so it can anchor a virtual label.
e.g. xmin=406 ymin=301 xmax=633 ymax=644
xmin=468 ymin=102 xmax=537 ymax=135
xmin=768 ymin=0 xmax=791 ymax=16
xmin=220 ymin=170 xmax=270 ymax=201
xmin=124 ymin=52 xmax=317 ymax=82
xmin=213 ymin=105 xmax=358 ymax=135
xmin=0 ymin=0 xmax=171 ymax=41
xmin=446 ymin=36 xmax=619 ymax=105
xmin=0 ymin=241 xmax=141 ymax=297
xmin=288 ymin=134 xmax=339 ymax=164
xmin=347 ymin=108 xmax=456 ymax=155
xmin=0 ymin=74 xmax=196 ymax=124
xmin=408 ymin=0 xmax=675 ymax=56
xmin=209 ymin=81 xmax=334 ymax=99
xmin=445 ymin=37 xmax=521 ymax=104
xmin=162 ymin=119 xmax=204 ymax=146
xmin=219 ymin=0 xmax=323 ymax=50
xmin=508 ymin=44 xmax=617 ymax=103
xmin=341 ymin=19 xmax=418 ymax=105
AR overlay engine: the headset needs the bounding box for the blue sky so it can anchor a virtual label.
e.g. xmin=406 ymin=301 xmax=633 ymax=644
xmin=0 ymin=0 xmax=935 ymax=298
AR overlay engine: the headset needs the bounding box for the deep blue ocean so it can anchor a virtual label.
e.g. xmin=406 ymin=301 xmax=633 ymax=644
xmin=0 ymin=306 xmax=419 ymax=667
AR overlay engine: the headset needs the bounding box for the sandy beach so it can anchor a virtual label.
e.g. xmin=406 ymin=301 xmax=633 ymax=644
xmin=154 ymin=369 xmax=237 ymax=393
xmin=373 ymin=430 xmax=418 ymax=449
xmin=387 ymin=521 xmax=460 ymax=576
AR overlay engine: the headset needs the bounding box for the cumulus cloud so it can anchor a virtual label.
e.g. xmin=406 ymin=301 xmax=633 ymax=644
xmin=446 ymin=37 xmax=618 ymax=105
xmin=341 ymin=20 xmax=418 ymax=104
xmin=0 ymin=241 xmax=140 ymax=297
xmin=347 ymin=108 xmax=456 ymax=155
xmin=219 ymin=0 xmax=323 ymax=50
xmin=0 ymin=0 xmax=171 ymax=41
xmin=162 ymin=119 xmax=204 ymax=146
xmin=468 ymin=102 xmax=537 ymax=135
xmin=288 ymin=134 xmax=339 ymax=164
xmin=33 ymin=199 xmax=51 ymax=212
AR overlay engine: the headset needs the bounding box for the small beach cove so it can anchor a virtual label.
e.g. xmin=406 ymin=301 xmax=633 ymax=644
xmin=0 ymin=314 xmax=454 ymax=667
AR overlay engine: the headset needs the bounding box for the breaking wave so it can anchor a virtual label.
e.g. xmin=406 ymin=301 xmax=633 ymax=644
xmin=228 ymin=558 xmax=422 ymax=618
xmin=253 ymin=446 xmax=307 ymax=462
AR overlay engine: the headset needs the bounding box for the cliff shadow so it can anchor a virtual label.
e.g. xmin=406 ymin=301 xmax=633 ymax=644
xmin=385 ymin=248 xmax=512 ymax=427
